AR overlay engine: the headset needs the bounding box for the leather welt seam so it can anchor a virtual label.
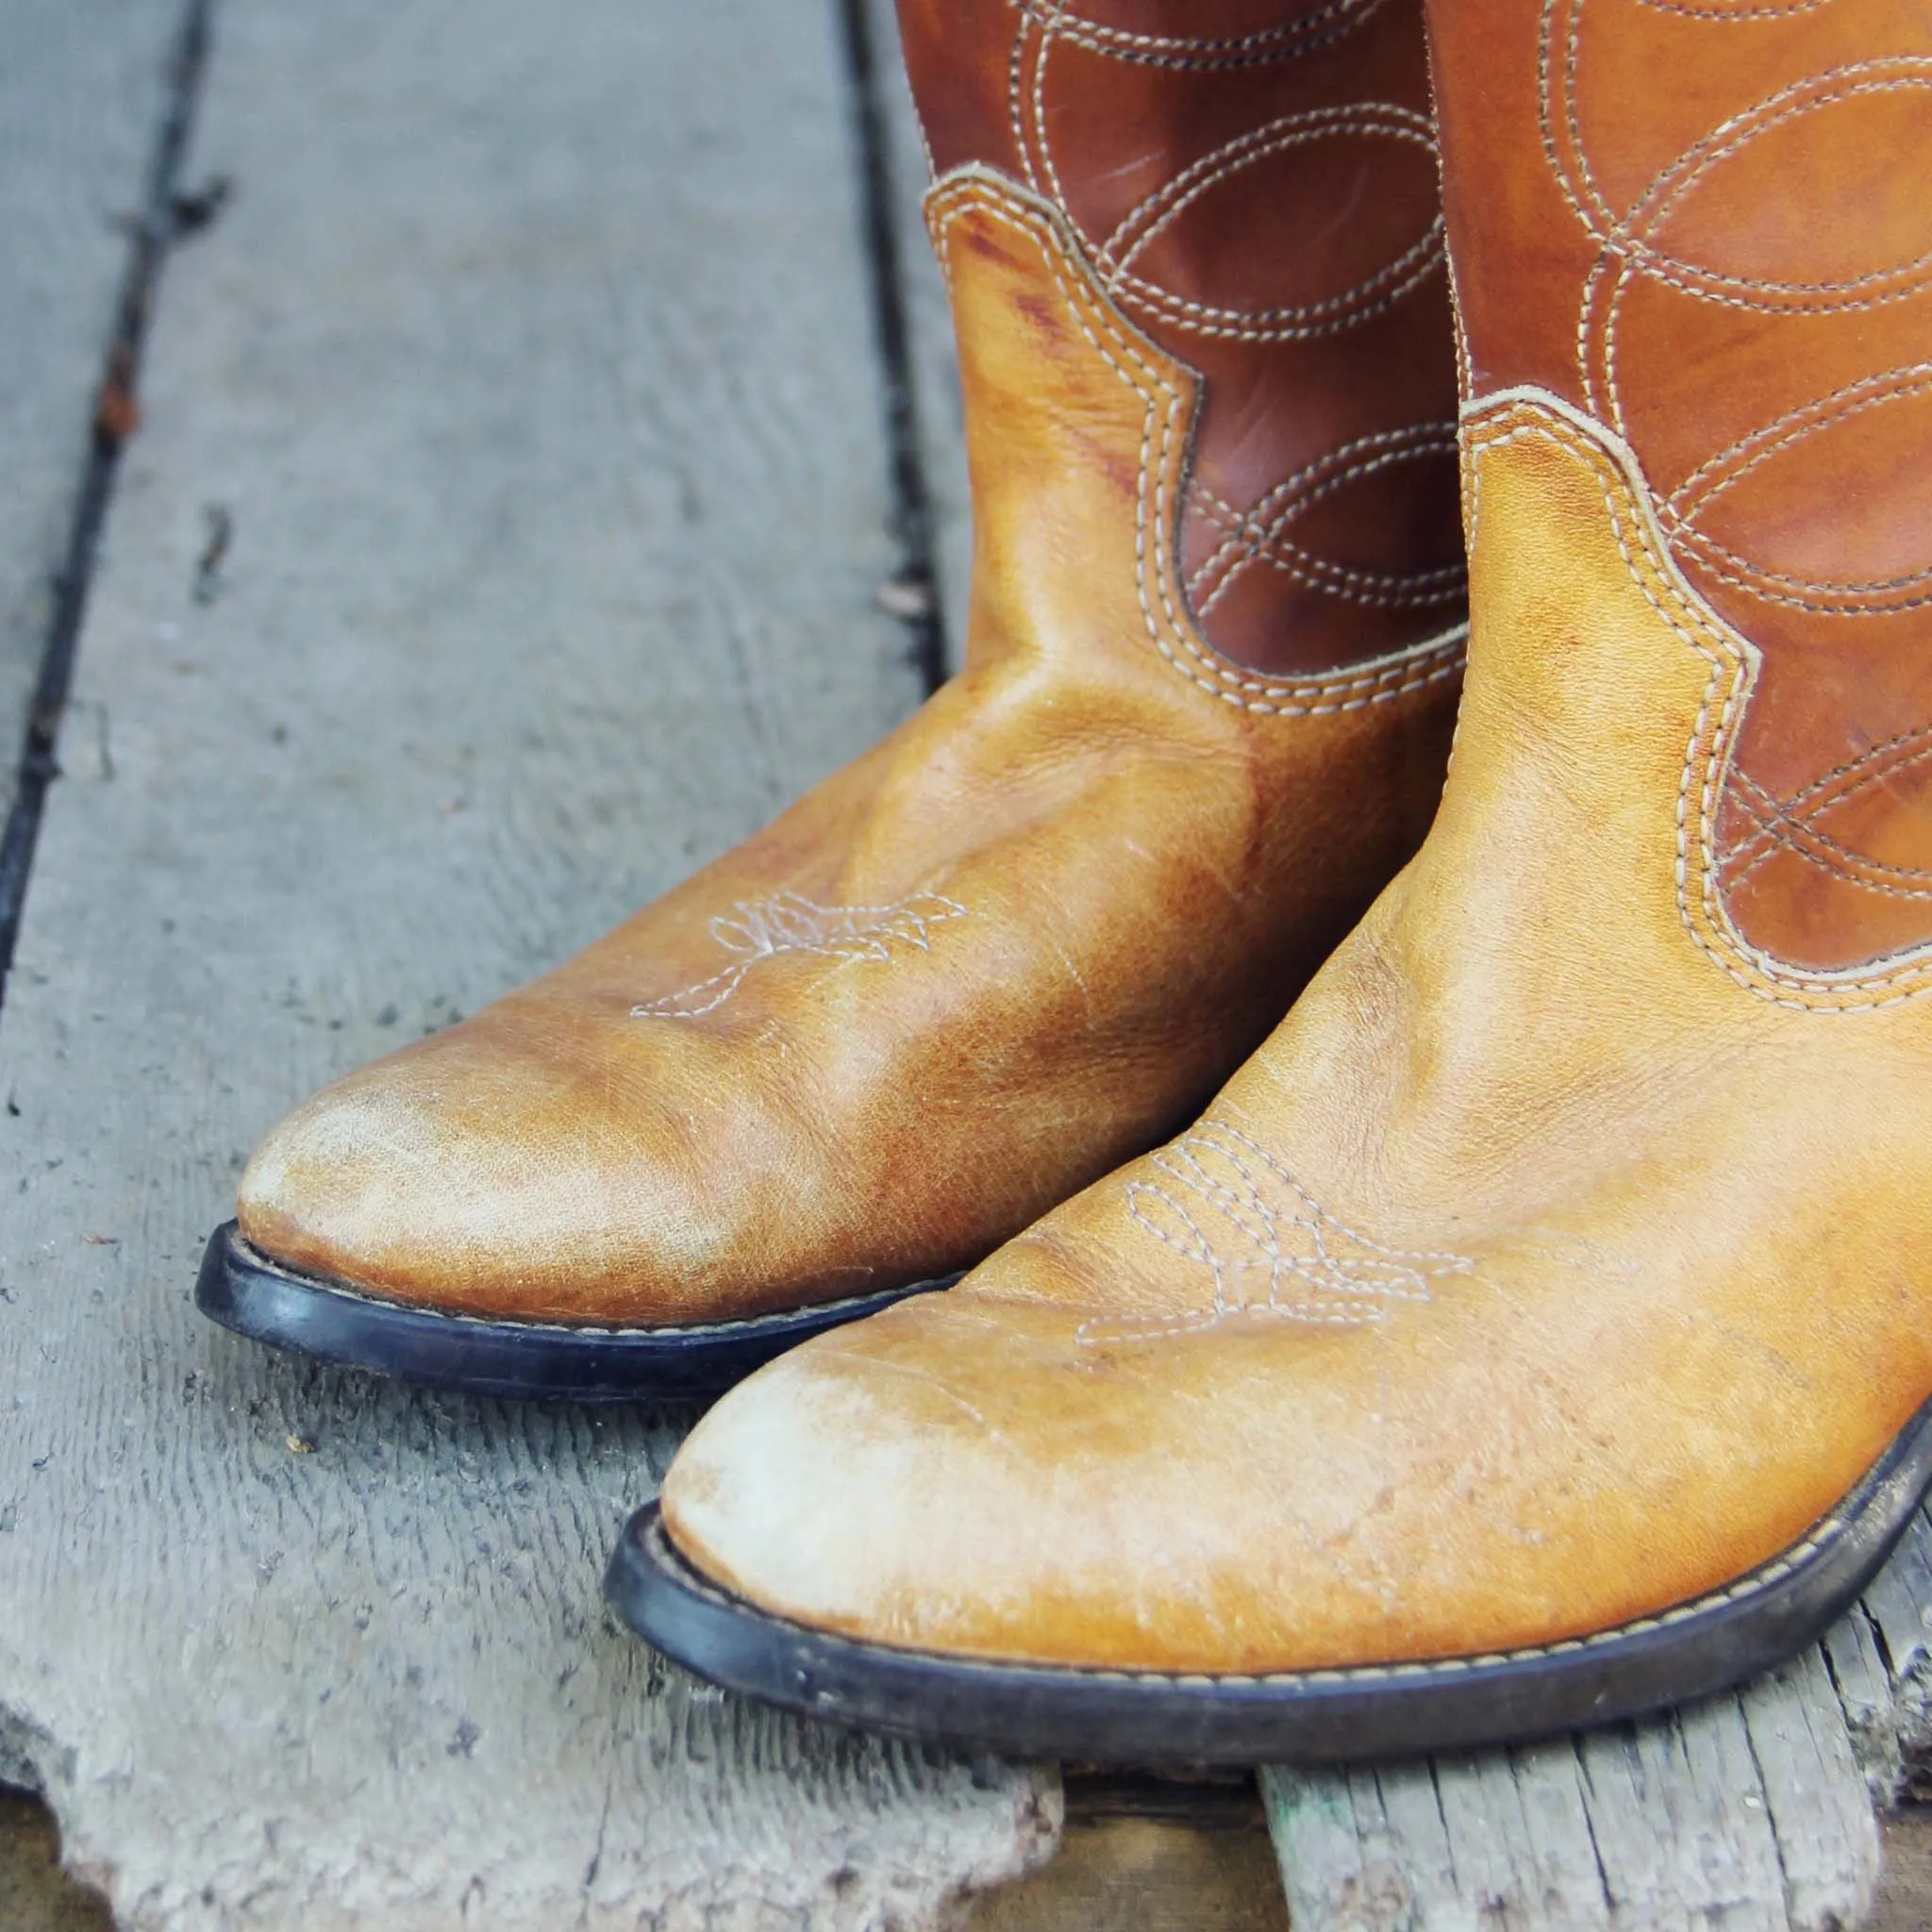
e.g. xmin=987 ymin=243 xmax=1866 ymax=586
xmin=926 ymin=169 xmax=1469 ymax=717
xmin=1463 ymin=391 xmax=1932 ymax=1009
xmin=660 ymin=1494 xmax=1856 ymax=1682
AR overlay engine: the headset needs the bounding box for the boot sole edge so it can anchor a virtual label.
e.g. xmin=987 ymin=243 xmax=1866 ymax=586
xmin=604 ymin=1404 xmax=1932 ymax=1762
xmin=193 ymin=1221 xmax=955 ymax=1402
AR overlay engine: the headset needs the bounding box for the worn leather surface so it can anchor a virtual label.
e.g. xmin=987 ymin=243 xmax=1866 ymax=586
xmin=1434 ymin=0 xmax=1932 ymax=973
xmin=663 ymin=393 xmax=1932 ymax=1672
xmin=900 ymin=0 xmax=1465 ymax=676
xmin=236 ymin=148 xmax=1462 ymax=1323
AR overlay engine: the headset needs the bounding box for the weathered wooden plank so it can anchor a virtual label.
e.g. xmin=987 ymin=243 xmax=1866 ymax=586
xmin=0 ymin=0 xmax=1058 ymax=1924
xmin=1265 ymin=1652 xmax=1879 ymax=1930
xmin=1261 ymin=1758 xmax=1449 ymax=1927
xmin=1436 ymin=1744 xmax=1607 ymax=1924
xmin=11 ymin=1771 xmax=1310 ymax=1932
xmin=1824 ymin=1602 xmax=1899 ymax=1805
xmin=1574 ymin=1698 xmax=1785 ymax=1927
xmin=1856 ymin=1508 xmax=1932 ymax=1802
xmin=1745 ymin=1648 xmax=1883 ymax=1929
xmin=0 ymin=0 xmax=186 ymax=812
xmin=1874 ymin=1812 xmax=1932 ymax=1932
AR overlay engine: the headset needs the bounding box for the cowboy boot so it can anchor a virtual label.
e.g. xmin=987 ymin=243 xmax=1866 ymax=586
xmin=198 ymin=0 xmax=1464 ymax=1398
xmin=619 ymin=0 xmax=1932 ymax=1756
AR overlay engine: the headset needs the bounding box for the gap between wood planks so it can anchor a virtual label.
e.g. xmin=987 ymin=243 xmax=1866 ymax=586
xmin=0 ymin=0 xmax=944 ymax=998
xmin=18 ymin=1774 xmax=1932 ymax=1931
xmin=833 ymin=0 xmax=951 ymax=698
xmin=0 ymin=0 xmax=214 ymax=1003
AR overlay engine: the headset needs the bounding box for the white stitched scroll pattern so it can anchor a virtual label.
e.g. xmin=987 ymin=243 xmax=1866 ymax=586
xmin=1544 ymin=0 xmax=1932 ymax=618
xmin=633 ymin=890 xmax=967 ymax=1021
xmin=1008 ymin=0 xmax=1467 ymax=635
xmin=1079 ymin=1119 xmax=1472 ymax=1344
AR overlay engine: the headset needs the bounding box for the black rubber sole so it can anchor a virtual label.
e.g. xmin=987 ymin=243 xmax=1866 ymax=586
xmin=194 ymin=1222 xmax=956 ymax=1402
xmin=606 ymin=1396 xmax=1932 ymax=1763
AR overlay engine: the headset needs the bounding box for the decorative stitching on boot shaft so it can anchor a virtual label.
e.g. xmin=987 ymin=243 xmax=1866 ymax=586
xmin=927 ymin=171 xmax=1468 ymax=716
xmin=1463 ymin=390 xmax=1932 ymax=1010
xmin=985 ymin=0 xmax=1466 ymax=680
xmin=1014 ymin=0 xmax=1394 ymax=74
xmin=1516 ymin=0 xmax=1932 ymax=970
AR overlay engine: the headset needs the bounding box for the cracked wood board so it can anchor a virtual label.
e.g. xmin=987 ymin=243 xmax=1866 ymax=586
xmin=0 ymin=0 xmax=1058 ymax=1924
xmin=1264 ymin=1632 xmax=1882 ymax=1927
xmin=1841 ymin=1507 xmax=1932 ymax=1806
xmin=0 ymin=0 xmax=185 ymax=807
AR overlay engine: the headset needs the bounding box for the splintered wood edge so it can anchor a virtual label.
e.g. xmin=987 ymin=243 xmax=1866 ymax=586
xmin=1851 ymin=1506 xmax=1932 ymax=1799
xmin=1262 ymin=1607 xmax=1893 ymax=1927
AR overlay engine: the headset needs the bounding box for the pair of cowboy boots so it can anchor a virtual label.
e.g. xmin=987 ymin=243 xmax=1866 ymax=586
xmin=200 ymin=0 xmax=1932 ymax=1762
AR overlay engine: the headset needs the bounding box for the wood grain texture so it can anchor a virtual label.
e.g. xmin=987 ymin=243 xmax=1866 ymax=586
xmin=1264 ymin=1635 xmax=1882 ymax=1928
xmin=0 ymin=0 xmax=1058 ymax=1924
xmin=0 ymin=0 xmax=183 ymax=804
xmin=1850 ymin=1509 xmax=1932 ymax=1804
xmin=1873 ymin=1810 xmax=1932 ymax=1932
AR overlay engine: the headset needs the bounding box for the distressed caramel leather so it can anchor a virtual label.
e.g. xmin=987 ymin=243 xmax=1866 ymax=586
xmin=235 ymin=96 xmax=1464 ymax=1322
xmin=1433 ymin=0 xmax=1932 ymax=972
xmin=663 ymin=393 xmax=1932 ymax=1673
xmin=661 ymin=0 xmax=1932 ymax=1663
xmin=901 ymin=0 xmax=1465 ymax=676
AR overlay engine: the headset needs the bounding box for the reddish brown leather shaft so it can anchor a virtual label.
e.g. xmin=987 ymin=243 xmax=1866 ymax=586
xmin=897 ymin=0 xmax=1465 ymax=677
xmin=1431 ymin=0 xmax=1932 ymax=974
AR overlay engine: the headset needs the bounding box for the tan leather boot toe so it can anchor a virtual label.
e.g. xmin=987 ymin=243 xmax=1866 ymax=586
xmin=198 ymin=0 xmax=1465 ymax=1398
xmin=613 ymin=0 xmax=1932 ymax=1754
xmin=624 ymin=395 xmax=1932 ymax=1760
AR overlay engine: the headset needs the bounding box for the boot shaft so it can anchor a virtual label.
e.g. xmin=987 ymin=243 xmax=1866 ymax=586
xmin=1430 ymin=0 xmax=1932 ymax=974
xmin=896 ymin=0 xmax=1465 ymax=679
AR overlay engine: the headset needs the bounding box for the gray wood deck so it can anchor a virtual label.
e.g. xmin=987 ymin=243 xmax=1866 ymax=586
xmin=0 ymin=0 xmax=1054 ymax=1924
xmin=0 ymin=0 xmax=188 ymax=906
xmin=0 ymin=1 xmax=1923 ymax=1927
